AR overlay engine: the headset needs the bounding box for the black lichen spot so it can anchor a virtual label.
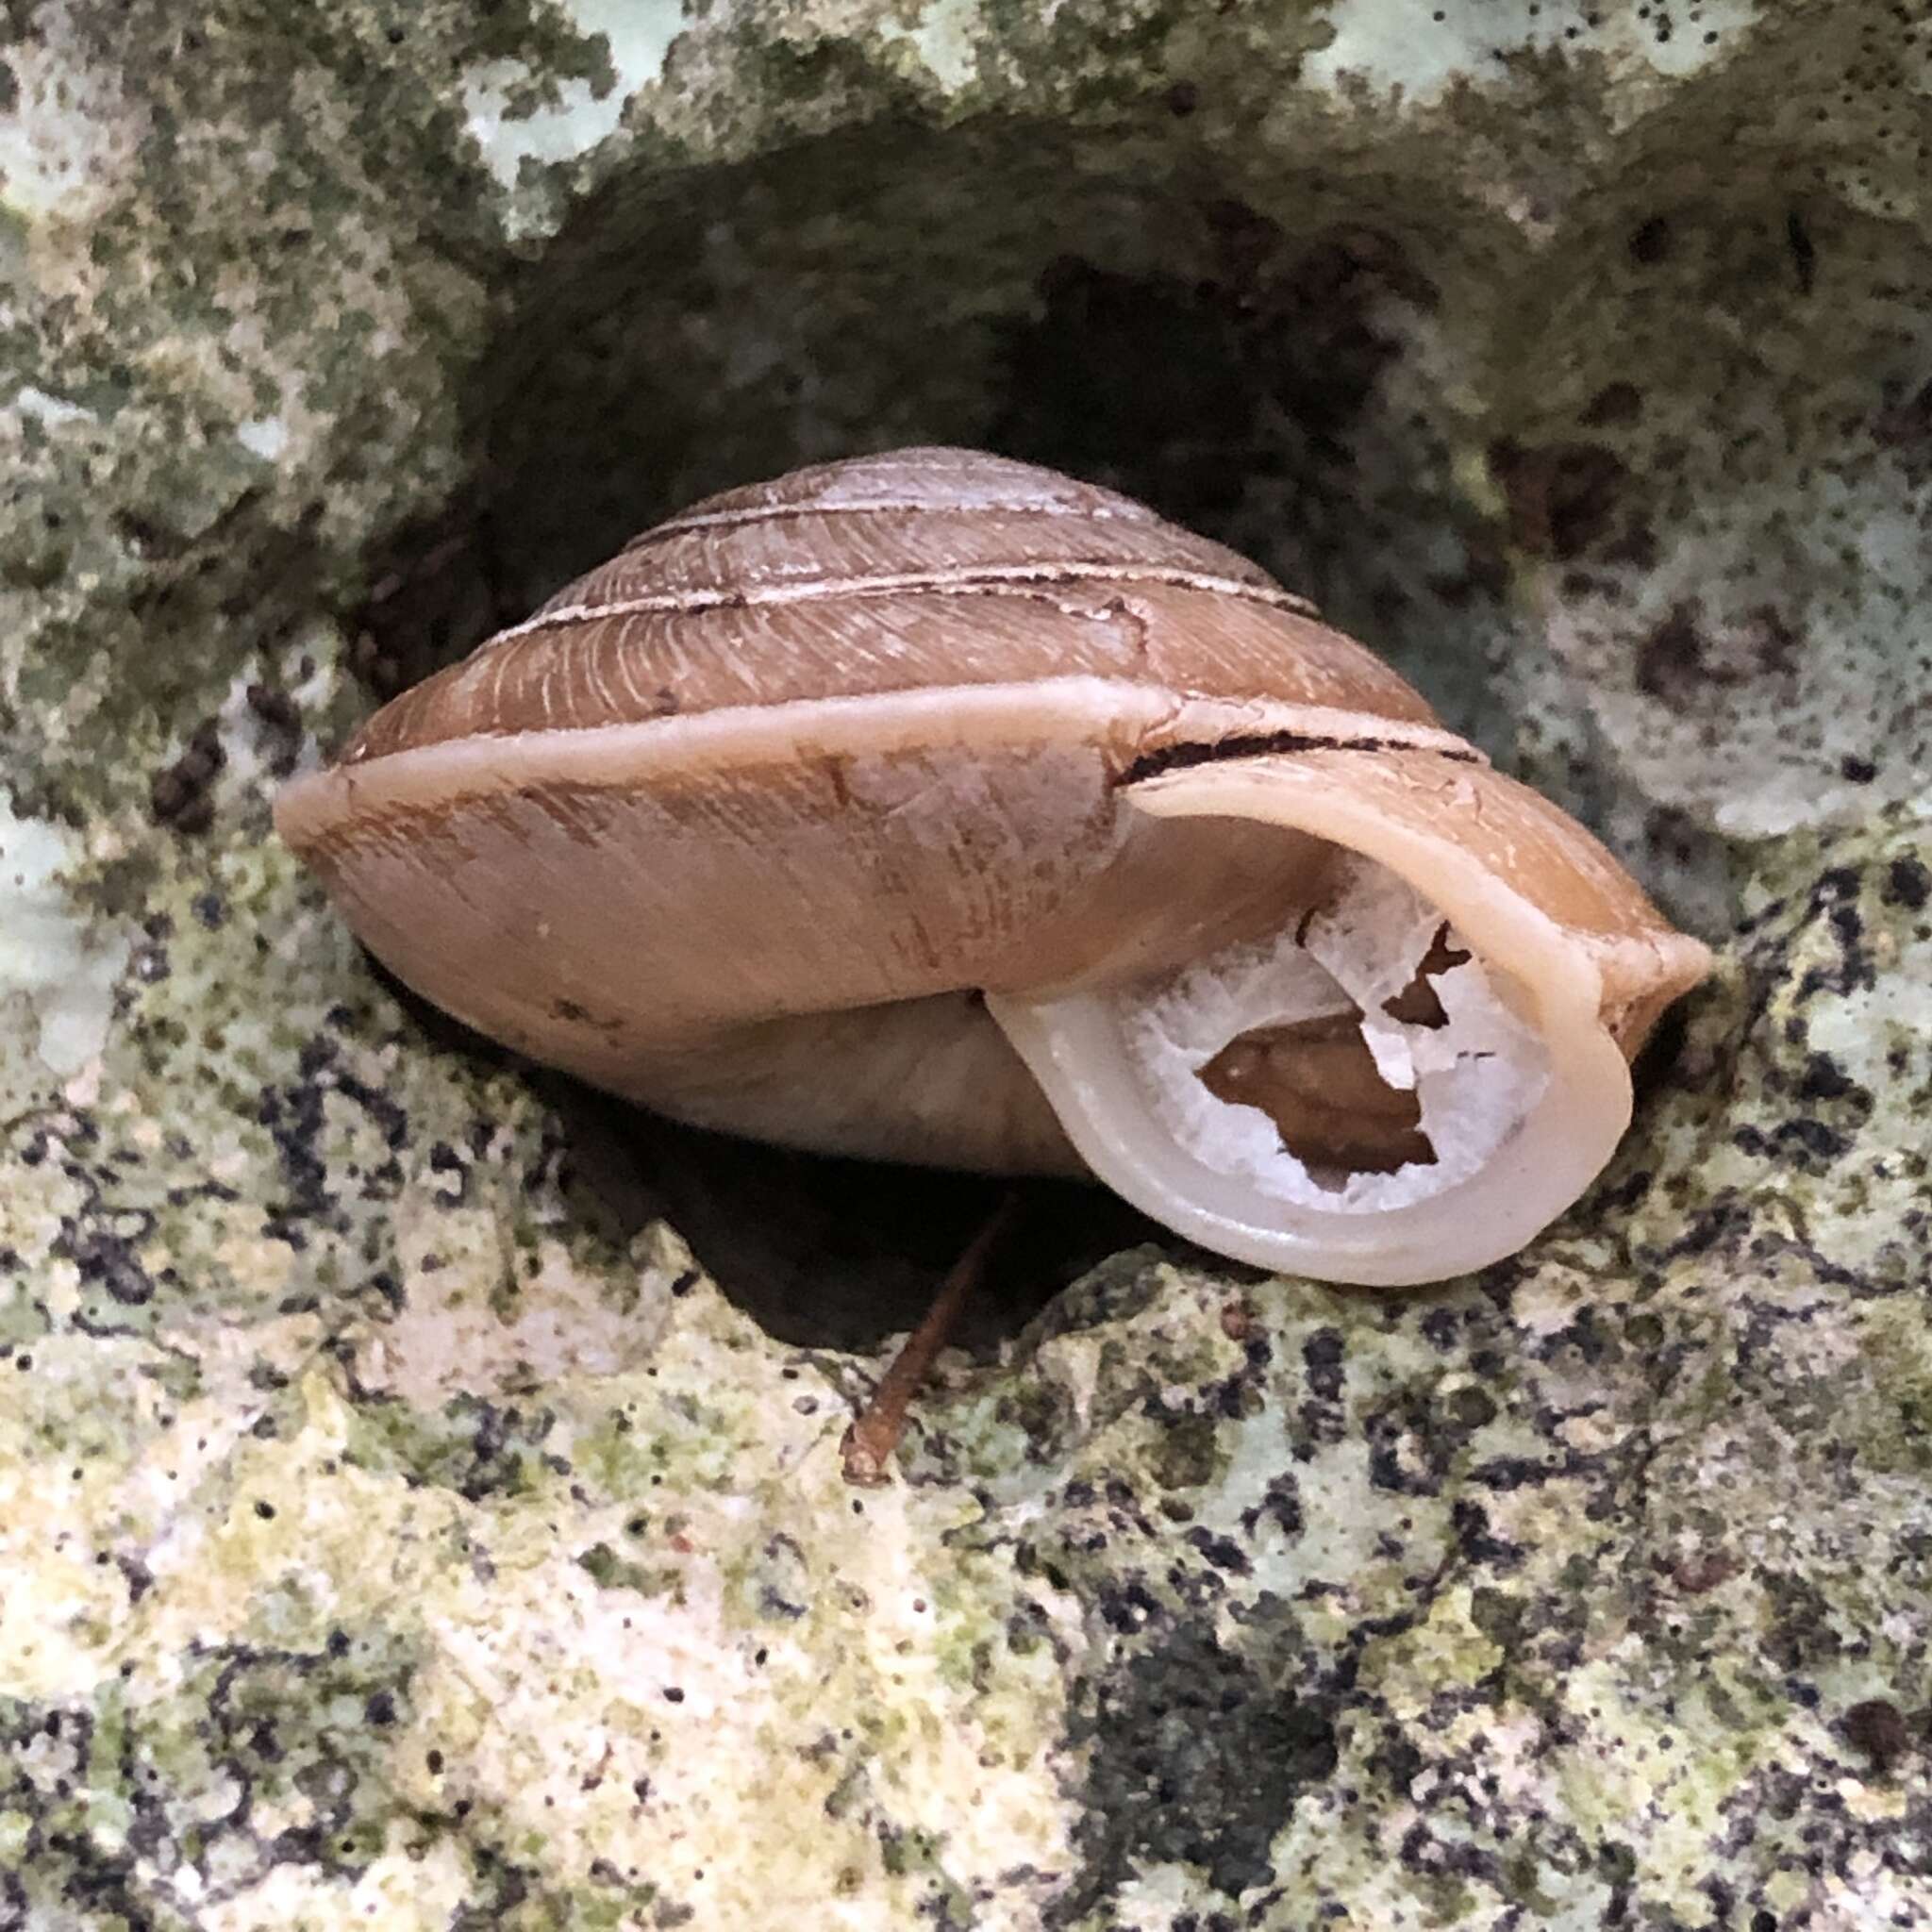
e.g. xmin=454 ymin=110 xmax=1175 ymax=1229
xmin=1451 ymin=1498 xmax=1523 ymax=1571
xmin=1445 ymin=1384 xmax=1499 ymax=1433
xmin=1145 ymin=1410 xmax=1224 ymax=1491
xmin=245 ymin=681 xmax=302 ymax=732
xmin=1488 ymin=440 xmax=1627 ymax=559
xmin=1839 ymin=754 xmax=1877 ymax=784
xmin=1791 ymin=865 xmax=1879 ymax=1000
xmin=1182 ymin=1528 xmax=1251 ymax=1576
xmin=1058 ymin=1624 xmax=1337 ymax=1918
xmin=1301 ymin=1329 xmax=1345 ymax=1402
xmin=1874 ymin=377 xmax=1932 ymax=485
xmin=348 ymin=1392 xmax=555 ymax=1502
xmin=1762 ymin=1572 xmax=1843 ymax=1673
xmin=115 ymin=1553 xmax=155 ymax=1604
xmin=1635 ymin=600 xmax=1801 ymax=703
xmin=1579 ymin=380 xmax=1642 ymax=427
xmin=1840 ymin=1697 xmax=1909 ymax=1773
xmin=33 ymin=1633 xmax=425 ymax=1899
xmin=1745 ymin=606 xmax=1803 ymax=678
xmin=1093 ymin=1575 xmax=1165 ymax=1637
xmin=1367 ymin=1722 xmax=1425 ymax=1798
xmin=1399 ymin=1812 xmax=1503 ymax=1889
xmin=1628 ymin=216 xmax=1672 ymax=264
xmin=1638 ymin=609 xmax=1705 ymax=703
xmin=1240 ymin=1473 xmax=1303 ymax=1541
xmin=1364 ymin=1373 xmax=1497 ymax=1498
xmin=1796 ymin=1052 xmax=1856 ymax=1105
xmin=148 ymin=718 xmax=225 ymax=835
xmin=1882 ymin=857 xmax=1928 ymax=912
xmin=59 ymin=1226 xmax=155 ymax=1309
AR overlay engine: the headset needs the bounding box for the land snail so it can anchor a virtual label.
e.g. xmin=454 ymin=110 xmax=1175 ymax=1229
xmin=277 ymin=448 xmax=1709 ymax=1305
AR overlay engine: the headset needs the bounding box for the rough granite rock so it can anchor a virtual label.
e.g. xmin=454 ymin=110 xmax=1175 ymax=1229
xmin=2 ymin=1 xmax=1929 ymax=1927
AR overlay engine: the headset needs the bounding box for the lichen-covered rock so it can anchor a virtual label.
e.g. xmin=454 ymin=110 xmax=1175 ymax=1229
xmin=1 ymin=0 xmax=1928 ymax=1925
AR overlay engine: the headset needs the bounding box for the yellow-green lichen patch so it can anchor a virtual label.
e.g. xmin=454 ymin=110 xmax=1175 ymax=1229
xmin=324 ymin=1274 xmax=1089 ymax=1925
xmin=3 ymin=1231 xmax=1091 ymax=1924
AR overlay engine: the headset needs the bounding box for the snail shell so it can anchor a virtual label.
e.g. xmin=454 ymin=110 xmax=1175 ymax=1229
xmin=276 ymin=448 xmax=1709 ymax=1286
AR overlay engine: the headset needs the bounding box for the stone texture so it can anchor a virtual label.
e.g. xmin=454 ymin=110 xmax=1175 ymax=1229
xmin=1 ymin=1 xmax=1929 ymax=1926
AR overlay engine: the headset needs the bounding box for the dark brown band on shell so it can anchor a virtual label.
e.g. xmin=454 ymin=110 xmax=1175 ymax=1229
xmin=1119 ymin=732 xmax=1486 ymax=787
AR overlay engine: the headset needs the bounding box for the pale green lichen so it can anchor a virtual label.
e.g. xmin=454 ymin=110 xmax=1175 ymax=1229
xmin=460 ymin=0 xmax=668 ymax=221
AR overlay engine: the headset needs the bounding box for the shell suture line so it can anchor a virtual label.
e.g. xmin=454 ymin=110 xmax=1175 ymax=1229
xmin=495 ymin=564 xmax=1321 ymax=650
xmin=626 ymin=495 xmax=1159 ymax=550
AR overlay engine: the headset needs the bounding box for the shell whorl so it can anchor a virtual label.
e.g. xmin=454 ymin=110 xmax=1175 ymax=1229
xmin=277 ymin=447 xmax=1711 ymax=1286
xmin=331 ymin=446 xmax=1435 ymax=774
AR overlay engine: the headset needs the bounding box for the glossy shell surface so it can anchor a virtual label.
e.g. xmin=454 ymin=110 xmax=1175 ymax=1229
xmin=277 ymin=448 xmax=1709 ymax=1276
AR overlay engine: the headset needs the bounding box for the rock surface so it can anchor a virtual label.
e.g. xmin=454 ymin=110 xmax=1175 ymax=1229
xmin=2 ymin=1 xmax=1929 ymax=1926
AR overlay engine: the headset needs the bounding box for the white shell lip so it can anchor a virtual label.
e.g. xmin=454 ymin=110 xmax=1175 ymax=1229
xmin=987 ymin=758 xmax=1637 ymax=1288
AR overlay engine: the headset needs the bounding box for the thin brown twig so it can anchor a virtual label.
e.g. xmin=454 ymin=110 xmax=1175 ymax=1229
xmin=840 ymin=1192 xmax=1021 ymax=1488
